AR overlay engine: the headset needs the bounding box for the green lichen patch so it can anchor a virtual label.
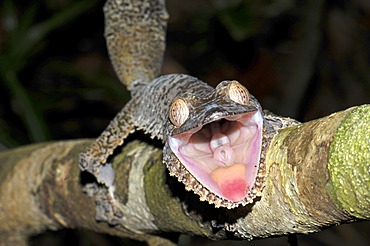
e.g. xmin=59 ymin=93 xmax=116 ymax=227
xmin=328 ymin=105 xmax=370 ymax=219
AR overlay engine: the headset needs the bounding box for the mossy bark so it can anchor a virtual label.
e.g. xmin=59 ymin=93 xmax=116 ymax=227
xmin=0 ymin=105 xmax=369 ymax=244
xmin=0 ymin=140 xmax=175 ymax=246
xmin=328 ymin=105 xmax=370 ymax=219
xmin=233 ymin=105 xmax=369 ymax=239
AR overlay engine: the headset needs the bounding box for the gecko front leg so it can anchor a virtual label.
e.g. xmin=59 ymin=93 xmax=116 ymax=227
xmin=79 ymin=102 xmax=136 ymax=186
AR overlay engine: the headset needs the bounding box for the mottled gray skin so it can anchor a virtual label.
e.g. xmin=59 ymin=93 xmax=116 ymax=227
xmin=79 ymin=72 xmax=298 ymax=209
xmin=104 ymin=0 xmax=168 ymax=92
xmin=79 ymin=0 xmax=299 ymax=212
xmin=79 ymin=74 xmax=213 ymax=175
xmin=80 ymin=0 xmax=169 ymax=176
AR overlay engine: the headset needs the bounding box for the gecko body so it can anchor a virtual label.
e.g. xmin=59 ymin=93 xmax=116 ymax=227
xmin=79 ymin=0 xmax=298 ymax=209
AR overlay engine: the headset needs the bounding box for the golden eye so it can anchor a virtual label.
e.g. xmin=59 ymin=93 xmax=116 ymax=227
xmin=169 ymin=98 xmax=189 ymax=127
xmin=228 ymin=81 xmax=250 ymax=105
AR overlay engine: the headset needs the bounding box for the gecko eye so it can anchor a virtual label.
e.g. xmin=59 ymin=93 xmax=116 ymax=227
xmin=228 ymin=81 xmax=250 ymax=105
xmin=169 ymin=98 xmax=189 ymax=127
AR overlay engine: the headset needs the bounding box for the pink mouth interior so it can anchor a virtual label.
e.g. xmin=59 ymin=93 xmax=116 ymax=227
xmin=168 ymin=111 xmax=263 ymax=202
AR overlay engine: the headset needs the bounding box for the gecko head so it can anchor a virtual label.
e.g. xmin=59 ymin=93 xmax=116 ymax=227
xmin=165 ymin=80 xmax=265 ymax=208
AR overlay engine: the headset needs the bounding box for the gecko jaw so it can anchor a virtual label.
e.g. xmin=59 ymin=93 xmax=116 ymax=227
xmin=168 ymin=110 xmax=263 ymax=203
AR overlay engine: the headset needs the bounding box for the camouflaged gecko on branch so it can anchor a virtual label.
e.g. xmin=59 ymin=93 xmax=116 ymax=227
xmin=79 ymin=0 xmax=298 ymax=210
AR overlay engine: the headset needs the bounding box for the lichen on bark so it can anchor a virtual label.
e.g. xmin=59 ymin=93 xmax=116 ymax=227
xmin=328 ymin=105 xmax=370 ymax=219
xmin=233 ymin=106 xmax=369 ymax=239
xmin=0 ymin=106 xmax=369 ymax=244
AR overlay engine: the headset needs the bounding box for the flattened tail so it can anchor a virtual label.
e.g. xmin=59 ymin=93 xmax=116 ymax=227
xmin=104 ymin=0 xmax=169 ymax=89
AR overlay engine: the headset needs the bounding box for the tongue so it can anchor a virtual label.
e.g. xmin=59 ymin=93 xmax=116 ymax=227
xmin=210 ymin=164 xmax=247 ymax=202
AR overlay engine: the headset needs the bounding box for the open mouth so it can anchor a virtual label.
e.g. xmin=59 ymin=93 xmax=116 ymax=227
xmin=168 ymin=111 xmax=263 ymax=202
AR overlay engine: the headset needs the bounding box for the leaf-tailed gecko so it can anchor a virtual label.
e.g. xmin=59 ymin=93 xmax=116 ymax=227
xmin=79 ymin=0 xmax=298 ymax=209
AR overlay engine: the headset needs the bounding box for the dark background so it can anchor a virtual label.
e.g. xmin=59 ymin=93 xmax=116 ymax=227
xmin=0 ymin=0 xmax=369 ymax=245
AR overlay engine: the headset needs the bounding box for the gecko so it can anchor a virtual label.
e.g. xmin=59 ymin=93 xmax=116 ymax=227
xmin=79 ymin=0 xmax=298 ymax=209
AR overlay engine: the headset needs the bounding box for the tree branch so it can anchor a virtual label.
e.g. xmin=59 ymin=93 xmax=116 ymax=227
xmin=0 ymin=105 xmax=369 ymax=245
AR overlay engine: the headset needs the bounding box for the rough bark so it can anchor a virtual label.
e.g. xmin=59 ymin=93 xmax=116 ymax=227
xmin=0 ymin=105 xmax=369 ymax=245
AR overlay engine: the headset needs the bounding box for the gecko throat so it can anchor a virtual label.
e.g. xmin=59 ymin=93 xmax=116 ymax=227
xmin=168 ymin=111 xmax=263 ymax=202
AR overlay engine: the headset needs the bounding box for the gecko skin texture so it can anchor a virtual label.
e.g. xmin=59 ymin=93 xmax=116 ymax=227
xmin=79 ymin=74 xmax=298 ymax=209
xmin=79 ymin=0 xmax=299 ymax=210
